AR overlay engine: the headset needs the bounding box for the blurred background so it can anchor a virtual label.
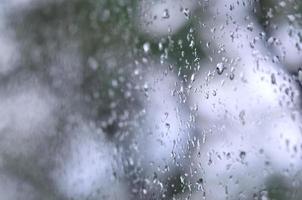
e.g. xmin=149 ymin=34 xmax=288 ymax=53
xmin=0 ymin=0 xmax=302 ymax=199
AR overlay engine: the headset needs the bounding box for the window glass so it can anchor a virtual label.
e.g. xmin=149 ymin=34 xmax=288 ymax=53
xmin=0 ymin=0 xmax=302 ymax=199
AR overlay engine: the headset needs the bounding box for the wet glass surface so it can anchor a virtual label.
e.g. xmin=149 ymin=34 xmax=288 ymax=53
xmin=0 ymin=0 xmax=302 ymax=199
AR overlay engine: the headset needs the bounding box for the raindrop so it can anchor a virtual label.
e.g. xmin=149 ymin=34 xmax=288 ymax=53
xmin=212 ymin=90 xmax=216 ymax=96
xmin=190 ymin=73 xmax=195 ymax=82
xmin=272 ymin=55 xmax=280 ymax=63
xmin=279 ymin=1 xmax=286 ymax=7
xmin=226 ymin=152 xmax=231 ymax=159
xmin=229 ymin=73 xmax=235 ymax=80
xmin=134 ymin=69 xmax=139 ymax=75
xmin=259 ymin=32 xmax=266 ymax=39
xmin=206 ymin=41 xmax=210 ymax=48
xmin=271 ymin=73 xmax=276 ymax=84
xmin=247 ymin=23 xmax=254 ymax=32
xmin=158 ymin=42 xmax=163 ymax=51
xmin=259 ymin=149 xmax=264 ymax=154
xmin=216 ymin=63 xmax=225 ymax=75
xmin=197 ymin=178 xmax=203 ymax=184
xmin=180 ymin=175 xmax=185 ymax=185
xmin=162 ymin=9 xmax=170 ymax=19
xmin=208 ymin=157 xmax=212 ymax=165
xmin=143 ymin=83 xmax=149 ymax=93
xmin=267 ymin=37 xmax=276 ymax=46
xmin=267 ymin=8 xmax=274 ymax=18
xmin=111 ymin=79 xmax=118 ymax=88
xmin=197 ymin=178 xmax=204 ymax=191
xmin=189 ymin=40 xmax=194 ymax=48
xmin=229 ymin=4 xmax=234 ymax=11
xmin=205 ymin=92 xmax=209 ymax=99
xmin=182 ymin=8 xmax=190 ymax=19
xmin=298 ymin=68 xmax=302 ymax=85
xmin=143 ymin=42 xmax=150 ymax=53
xmin=165 ymin=123 xmax=170 ymax=130
xmin=239 ymin=110 xmax=246 ymax=125
xmin=239 ymin=151 xmax=246 ymax=160
xmin=287 ymin=14 xmax=295 ymax=22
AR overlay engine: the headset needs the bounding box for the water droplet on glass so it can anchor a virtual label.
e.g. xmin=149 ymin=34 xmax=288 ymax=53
xmin=239 ymin=151 xmax=246 ymax=160
xmin=134 ymin=69 xmax=139 ymax=75
xmin=247 ymin=23 xmax=254 ymax=32
xmin=158 ymin=42 xmax=163 ymax=51
xmin=197 ymin=178 xmax=204 ymax=191
xmin=190 ymin=73 xmax=195 ymax=82
xmin=164 ymin=112 xmax=169 ymax=119
xmin=180 ymin=175 xmax=185 ymax=185
xmin=197 ymin=178 xmax=203 ymax=184
xmin=206 ymin=41 xmax=210 ymax=48
xmin=271 ymin=73 xmax=276 ymax=84
xmin=298 ymin=68 xmax=302 ymax=85
xmin=229 ymin=4 xmax=234 ymax=11
xmin=143 ymin=42 xmax=150 ymax=53
xmin=259 ymin=32 xmax=266 ymax=39
xmin=229 ymin=73 xmax=235 ymax=80
xmin=182 ymin=8 xmax=190 ymax=19
xmin=162 ymin=9 xmax=170 ymax=19
xmin=143 ymin=189 xmax=147 ymax=195
xmin=239 ymin=110 xmax=246 ymax=125
xmin=111 ymin=79 xmax=118 ymax=88
xmin=165 ymin=123 xmax=170 ymax=130
xmin=143 ymin=83 xmax=149 ymax=93
xmin=216 ymin=63 xmax=225 ymax=75
xmin=272 ymin=55 xmax=280 ymax=63
xmin=279 ymin=1 xmax=286 ymax=7
xmin=212 ymin=90 xmax=216 ymax=96
xmin=267 ymin=37 xmax=275 ymax=46
xmin=287 ymin=14 xmax=295 ymax=22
